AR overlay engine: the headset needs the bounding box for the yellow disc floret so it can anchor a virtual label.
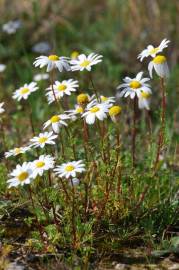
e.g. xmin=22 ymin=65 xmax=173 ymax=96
xmin=109 ymin=105 xmax=122 ymax=116
xmin=149 ymin=47 xmax=159 ymax=55
xmin=80 ymin=60 xmax=91 ymax=67
xmin=71 ymin=51 xmax=79 ymax=59
xmin=38 ymin=137 xmax=47 ymax=144
xmin=48 ymin=55 xmax=59 ymax=61
xmin=152 ymin=55 xmax=166 ymax=64
xmin=57 ymin=84 xmax=67 ymax=91
xmin=50 ymin=115 xmax=60 ymax=123
xmin=36 ymin=161 xmax=45 ymax=168
xmin=77 ymin=94 xmax=89 ymax=105
xmin=14 ymin=148 xmax=21 ymax=154
xmin=129 ymin=80 xmax=141 ymax=89
xmin=90 ymin=106 xmax=100 ymax=113
xmin=140 ymin=91 xmax=151 ymax=99
xmin=101 ymin=96 xmax=108 ymax=102
xmin=18 ymin=171 xmax=29 ymax=182
xmin=20 ymin=88 xmax=29 ymax=95
xmin=76 ymin=106 xmax=84 ymax=113
xmin=65 ymin=165 xmax=75 ymax=172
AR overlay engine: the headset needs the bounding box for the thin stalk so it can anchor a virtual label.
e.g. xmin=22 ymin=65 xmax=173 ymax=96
xmin=50 ymin=70 xmax=61 ymax=111
xmin=132 ymin=97 xmax=137 ymax=167
xmin=89 ymin=73 xmax=100 ymax=101
xmin=70 ymin=178 xmax=77 ymax=249
xmin=153 ymin=78 xmax=166 ymax=173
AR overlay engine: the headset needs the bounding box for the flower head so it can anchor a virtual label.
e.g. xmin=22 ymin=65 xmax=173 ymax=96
xmin=77 ymin=93 xmax=89 ymax=105
xmin=33 ymin=73 xmax=49 ymax=81
xmin=30 ymin=132 xmax=57 ymax=148
xmin=33 ymin=55 xmax=70 ymax=72
xmin=71 ymin=51 xmax=79 ymax=60
xmin=148 ymin=55 xmax=169 ymax=78
xmin=66 ymin=105 xmax=84 ymax=121
xmin=54 ymin=160 xmax=85 ymax=179
xmin=32 ymin=155 xmax=55 ymax=178
xmin=109 ymin=105 xmax=122 ymax=122
xmin=0 ymin=64 xmax=6 ymax=73
xmin=46 ymin=79 xmax=79 ymax=104
xmin=43 ymin=114 xmax=69 ymax=133
xmin=12 ymin=82 xmax=38 ymax=101
xmin=82 ymin=100 xmax=110 ymax=125
xmin=70 ymin=53 xmax=103 ymax=71
xmin=2 ymin=20 xmax=21 ymax=34
xmin=0 ymin=102 xmax=5 ymax=114
xmin=138 ymin=91 xmax=152 ymax=110
xmin=7 ymin=162 xmax=33 ymax=188
xmin=117 ymin=72 xmax=152 ymax=99
xmin=138 ymin=39 xmax=170 ymax=61
xmin=5 ymin=146 xmax=30 ymax=158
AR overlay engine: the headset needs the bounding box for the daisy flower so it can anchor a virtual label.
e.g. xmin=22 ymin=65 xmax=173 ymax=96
xmin=33 ymin=73 xmax=49 ymax=81
xmin=66 ymin=105 xmax=84 ymax=121
xmin=5 ymin=146 xmax=30 ymax=158
xmin=70 ymin=53 xmax=103 ymax=71
xmin=100 ymin=95 xmax=115 ymax=105
xmin=71 ymin=51 xmax=79 ymax=60
xmin=0 ymin=102 xmax=5 ymax=114
xmin=0 ymin=64 xmax=6 ymax=72
xmin=54 ymin=160 xmax=85 ymax=179
xmin=30 ymin=131 xmax=58 ymax=149
xmin=33 ymin=54 xmax=70 ymax=72
xmin=138 ymin=91 xmax=152 ymax=110
xmin=148 ymin=55 xmax=169 ymax=78
xmin=109 ymin=105 xmax=122 ymax=123
xmin=117 ymin=72 xmax=152 ymax=99
xmin=82 ymin=100 xmax=110 ymax=125
xmin=2 ymin=20 xmax=21 ymax=34
xmin=32 ymin=155 xmax=55 ymax=178
xmin=7 ymin=162 xmax=33 ymax=188
xmin=12 ymin=82 xmax=38 ymax=101
xmin=43 ymin=114 xmax=69 ymax=133
xmin=138 ymin=39 xmax=170 ymax=61
xmin=46 ymin=79 xmax=79 ymax=103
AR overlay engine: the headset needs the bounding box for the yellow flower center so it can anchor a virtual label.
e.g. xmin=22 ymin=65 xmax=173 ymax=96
xmin=50 ymin=115 xmax=60 ymax=123
xmin=57 ymin=84 xmax=67 ymax=91
xmin=76 ymin=107 xmax=84 ymax=113
xmin=20 ymin=88 xmax=29 ymax=94
xmin=48 ymin=55 xmax=59 ymax=61
xmin=80 ymin=60 xmax=91 ymax=67
xmin=101 ymin=96 xmax=108 ymax=102
xmin=71 ymin=51 xmax=79 ymax=59
xmin=90 ymin=106 xmax=100 ymax=113
xmin=140 ymin=91 xmax=151 ymax=99
xmin=152 ymin=55 xmax=166 ymax=64
xmin=109 ymin=106 xmax=122 ymax=116
xmin=77 ymin=94 xmax=89 ymax=105
xmin=18 ymin=171 xmax=29 ymax=182
xmin=14 ymin=148 xmax=21 ymax=154
xmin=38 ymin=137 xmax=47 ymax=144
xmin=129 ymin=80 xmax=141 ymax=89
xmin=36 ymin=161 xmax=45 ymax=168
xmin=149 ymin=47 xmax=159 ymax=55
xmin=65 ymin=165 xmax=75 ymax=172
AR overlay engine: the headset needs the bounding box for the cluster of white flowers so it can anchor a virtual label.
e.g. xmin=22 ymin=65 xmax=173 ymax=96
xmin=117 ymin=38 xmax=170 ymax=110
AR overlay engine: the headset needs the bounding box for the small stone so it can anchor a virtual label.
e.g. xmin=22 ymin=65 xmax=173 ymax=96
xmin=115 ymin=263 xmax=127 ymax=270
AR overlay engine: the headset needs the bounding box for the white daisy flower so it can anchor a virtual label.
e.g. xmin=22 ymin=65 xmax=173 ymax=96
xmin=138 ymin=91 xmax=152 ymax=110
xmin=0 ymin=102 xmax=5 ymax=114
xmin=82 ymin=100 xmax=110 ymax=125
xmin=0 ymin=64 xmax=6 ymax=72
xmin=54 ymin=160 xmax=85 ymax=179
xmin=148 ymin=55 xmax=169 ymax=78
xmin=100 ymin=95 xmax=115 ymax=105
xmin=46 ymin=79 xmax=79 ymax=104
xmin=33 ymin=73 xmax=49 ymax=81
xmin=66 ymin=105 xmax=84 ymax=121
xmin=31 ymin=155 xmax=55 ymax=178
xmin=30 ymin=131 xmax=58 ymax=149
xmin=70 ymin=53 xmax=103 ymax=71
xmin=117 ymin=72 xmax=152 ymax=99
xmin=71 ymin=51 xmax=79 ymax=60
xmin=109 ymin=105 xmax=122 ymax=123
xmin=7 ymin=162 xmax=33 ymax=188
xmin=2 ymin=20 xmax=21 ymax=34
xmin=33 ymin=55 xmax=70 ymax=72
xmin=5 ymin=146 xmax=30 ymax=158
xmin=138 ymin=39 xmax=170 ymax=61
xmin=43 ymin=114 xmax=69 ymax=133
xmin=12 ymin=82 xmax=38 ymax=101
